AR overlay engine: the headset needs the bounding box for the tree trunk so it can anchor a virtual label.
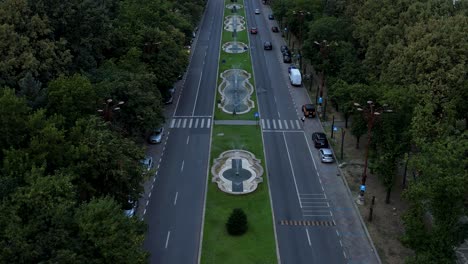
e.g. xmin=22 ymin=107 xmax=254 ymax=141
xmin=385 ymin=186 xmax=392 ymax=204
xmin=345 ymin=113 xmax=349 ymax=128
xmin=356 ymin=135 xmax=360 ymax=149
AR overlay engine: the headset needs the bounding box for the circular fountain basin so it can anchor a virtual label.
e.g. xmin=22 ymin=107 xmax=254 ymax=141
xmin=218 ymin=69 xmax=255 ymax=114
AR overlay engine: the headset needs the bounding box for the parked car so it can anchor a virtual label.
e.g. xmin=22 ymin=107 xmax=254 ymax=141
xmin=283 ymin=54 xmax=292 ymax=63
xmin=289 ymin=68 xmax=302 ymax=86
xmin=164 ymin=94 xmax=173 ymax=105
xmin=319 ymin=148 xmax=334 ymax=163
xmin=263 ymin=41 xmax=272 ymax=50
xmin=302 ymin=104 xmax=316 ymax=118
xmin=312 ymin=132 xmax=329 ymax=148
xmin=250 ymin=27 xmax=258 ymax=34
xmin=123 ymin=198 xmax=138 ymax=217
xmin=271 ymin=26 xmax=279 ymax=32
xmin=268 ymin=14 xmax=274 ymax=20
xmin=288 ymin=65 xmax=297 ymax=73
xmin=280 ymin=45 xmax=289 ymax=53
xmin=255 ymin=9 xmax=260 ymax=14
xmin=149 ymin=127 xmax=164 ymax=144
xmin=140 ymin=156 xmax=153 ymax=171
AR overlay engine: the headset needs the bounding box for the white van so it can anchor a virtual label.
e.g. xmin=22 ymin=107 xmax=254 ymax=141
xmin=289 ymin=69 xmax=302 ymax=86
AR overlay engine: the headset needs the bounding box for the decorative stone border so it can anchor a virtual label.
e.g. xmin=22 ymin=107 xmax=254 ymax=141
xmin=221 ymin=41 xmax=248 ymax=54
xmin=223 ymin=15 xmax=246 ymax=32
xmin=211 ymin=150 xmax=264 ymax=195
xmin=225 ymin=3 xmax=243 ymax=10
xmin=218 ymin=69 xmax=255 ymax=114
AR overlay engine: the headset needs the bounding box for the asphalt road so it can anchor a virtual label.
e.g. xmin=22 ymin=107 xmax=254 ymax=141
xmin=245 ymin=0 xmax=347 ymax=263
xmin=142 ymin=0 xmax=223 ymax=262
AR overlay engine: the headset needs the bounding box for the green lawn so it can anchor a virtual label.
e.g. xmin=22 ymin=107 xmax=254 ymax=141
xmin=214 ymin=0 xmax=257 ymax=121
xmin=201 ymin=125 xmax=277 ymax=264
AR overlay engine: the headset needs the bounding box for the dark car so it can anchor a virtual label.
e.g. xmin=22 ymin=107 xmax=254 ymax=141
xmin=250 ymin=27 xmax=258 ymax=34
xmin=283 ymin=54 xmax=291 ymax=63
xmin=263 ymin=41 xmax=272 ymax=50
xmin=268 ymin=14 xmax=274 ymax=20
xmin=302 ymin=103 xmax=316 ymax=117
xmin=312 ymin=132 xmax=329 ymax=148
xmin=280 ymin=45 xmax=289 ymax=53
xmin=271 ymin=26 xmax=279 ymax=32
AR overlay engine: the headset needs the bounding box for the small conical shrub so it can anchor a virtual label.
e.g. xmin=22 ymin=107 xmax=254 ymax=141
xmin=226 ymin=208 xmax=248 ymax=236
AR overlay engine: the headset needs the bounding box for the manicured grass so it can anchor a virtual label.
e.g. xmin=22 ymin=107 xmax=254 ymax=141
xmin=214 ymin=0 xmax=257 ymax=121
xmin=201 ymin=125 xmax=277 ymax=264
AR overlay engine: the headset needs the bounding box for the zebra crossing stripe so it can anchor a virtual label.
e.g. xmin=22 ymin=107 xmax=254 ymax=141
xmin=176 ymin=119 xmax=182 ymax=128
xmin=170 ymin=119 xmax=176 ymax=128
xmin=189 ymin=119 xmax=193 ymax=128
xmin=201 ymin=118 xmax=205 ymax=128
xmin=261 ymin=119 xmax=265 ymax=129
xmin=182 ymin=119 xmax=187 ymax=128
xmin=290 ymin=120 xmax=294 ymax=129
xmin=207 ymin=119 xmax=211 ymax=128
xmin=267 ymin=119 xmax=270 ymax=129
xmin=296 ymin=120 xmax=300 ymax=129
xmin=194 ymin=119 xmax=199 ymax=128
xmin=273 ymin=120 xmax=277 ymax=129
xmin=278 ymin=120 xmax=282 ymax=129
xmin=284 ymin=120 xmax=288 ymax=129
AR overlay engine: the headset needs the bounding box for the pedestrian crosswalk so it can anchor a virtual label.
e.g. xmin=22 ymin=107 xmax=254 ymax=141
xmin=299 ymin=193 xmax=332 ymax=218
xmin=170 ymin=117 xmax=212 ymax=129
xmin=261 ymin=119 xmax=303 ymax=131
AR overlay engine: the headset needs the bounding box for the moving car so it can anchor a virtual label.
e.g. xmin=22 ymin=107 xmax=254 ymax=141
xmin=302 ymin=104 xmax=316 ymax=118
xmin=271 ymin=26 xmax=279 ymax=32
xmin=312 ymin=132 xmax=329 ymax=148
xmin=263 ymin=41 xmax=272 ymax=50
xmin=268 ymin=14 xmax=274 ymax=20
xmin=149 ymin=127 xmax=164 ymax=144
xmin=319 ymin=148 xmax=335 ymax=163
xmin=250 ymin=27 xmax=258 ymax=34
xmin=283 ymin=54 xmax=292 ymax=63
xmin=289 ymin=68 xmax=302 ymax=86
xmin=255 ymin=9 xmax=260 ymax=14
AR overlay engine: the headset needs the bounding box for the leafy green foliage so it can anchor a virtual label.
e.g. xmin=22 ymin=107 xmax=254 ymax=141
xmin=226 ymin=208 xmax=248 ymax=236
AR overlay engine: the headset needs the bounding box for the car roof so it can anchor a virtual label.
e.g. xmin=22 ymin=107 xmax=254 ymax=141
xmin=304 ymin=104 xmax=315 ymax=109
xmin=320 ymin=148 xmax=333 ymax=154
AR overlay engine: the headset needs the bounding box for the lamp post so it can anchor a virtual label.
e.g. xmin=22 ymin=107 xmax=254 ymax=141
xmin=97 ymin=99 xmax=124 ymax=122
xmin=354 ymin=101 xmax=393 ymax=205
xmin=292 ymin=10 xmax=310 ymax=71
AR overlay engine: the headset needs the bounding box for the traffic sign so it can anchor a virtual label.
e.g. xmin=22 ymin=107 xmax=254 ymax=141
xmin=360 ymin=185 xmax=366 ymax=192
xmin=254 ymin=112 xmax=259 ymax=118
xmin=333 ymin=126 xmax=338 ymax=131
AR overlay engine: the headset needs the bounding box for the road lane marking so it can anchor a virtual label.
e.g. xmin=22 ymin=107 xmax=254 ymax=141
xmin=278 ymin=120 xmax=282 ymax=129
xmin=336 ymin=229 xmax=340 ymax=237
xmin=207 ymin=118 xmax=211 ymax=128
xmin=306 ymin=229 xmax=312 ymax=246
xmin=182 ymin=118 xmax=187 ymax=128
xmin=290 ymin=120 xmax=294 ymax=129
xmin=201 ymin=118 xmax=205 ymax=128
xmin=339 ymin=240 xmax=343 ymax=247
xmin=283 ymin=132 xmax=302 ymax=208
xmin=296 ymin=120 xmax=300 ymax=129
xmin=343 ymin=251 xmax=347 ymax=259
xmin=273 ymin=120 xmax=276 ymax=129
xmin=284 ymin=120 xmax=289 ymax=129
xmin=170 ymin=119 xmax=175 ymax=128
xmin=278 ymin=111 xmax=281 ymax=118
xmin=146 ymin=200 xmax=149 ymax=206
xmin=189 ymin=118 xmax=193 ymax=128
xmin=187 ymin=136 xmax=190 ymax=144
xmin=143 ymin=209 xmax=146 ymax=215
xmin=181 ymin=160 xmax=185 ymax=172
xmin=148 ymin=192 xmax=152 ymax=198
xmin=176 ymin=119 xmax=181 ymax=128
xmin=261 ymin=119 xmax=265 ymax=129
xmin=174 ymin=192 xmax=179 ymax=205
xmin=267 ymin=119 xmax=270 ymax=129
xmin=192 ymin=62 xmax=205 ymax=115
xmin=195 ymin=118 xmax=199 ymax=128
xmin=165 ymin=231 xmax=171 ymax=249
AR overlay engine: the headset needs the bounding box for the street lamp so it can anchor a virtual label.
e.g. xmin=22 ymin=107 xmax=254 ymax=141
xmin=97 ymin=99 xmax=125 ymax=122
xmin=354 ymin=101 xmax=393 ymax=205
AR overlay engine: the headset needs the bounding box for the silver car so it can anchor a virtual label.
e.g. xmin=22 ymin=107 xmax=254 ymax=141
xmin=319 ymin=148 xmax=334 ymax=163
xmin=140 ymin=156 xmax=153 ymax=171
xmin=148 ymin=127 xmax=164 ymax=144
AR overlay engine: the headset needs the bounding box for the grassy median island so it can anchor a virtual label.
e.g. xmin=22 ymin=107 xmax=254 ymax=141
xmin=201 ymin=125 xmax=277 ymax=264
xmin=214 ymin=0 xmax=257 ymax=121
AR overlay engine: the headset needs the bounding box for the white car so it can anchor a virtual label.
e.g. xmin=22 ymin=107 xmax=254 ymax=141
xmin=149 ymin=127 xmax=164 ymax=144
xmin=255 ymin=9 xmax=260 ymax=14
xmin=319 ymin=148 xmax=334 ymax=163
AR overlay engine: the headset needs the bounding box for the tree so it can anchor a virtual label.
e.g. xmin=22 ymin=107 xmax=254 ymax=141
xmin=75 ymin=197 xmax=148 ymax=264
xmin=0 ymin=88 xmax=30 ymax=152
xmin=46 ymin=74 xmax=97 ymax=127
xmin=17 ymin=71 xmax=46 ymax=109
xmin=0 ymin=0 xmax=72 ymax=87
xmin=226 ymin=208 xmax=248 ymax=236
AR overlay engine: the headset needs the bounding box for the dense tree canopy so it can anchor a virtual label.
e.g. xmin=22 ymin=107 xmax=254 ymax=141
xmin=0 ymin=0 xmax=206 ymax=261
